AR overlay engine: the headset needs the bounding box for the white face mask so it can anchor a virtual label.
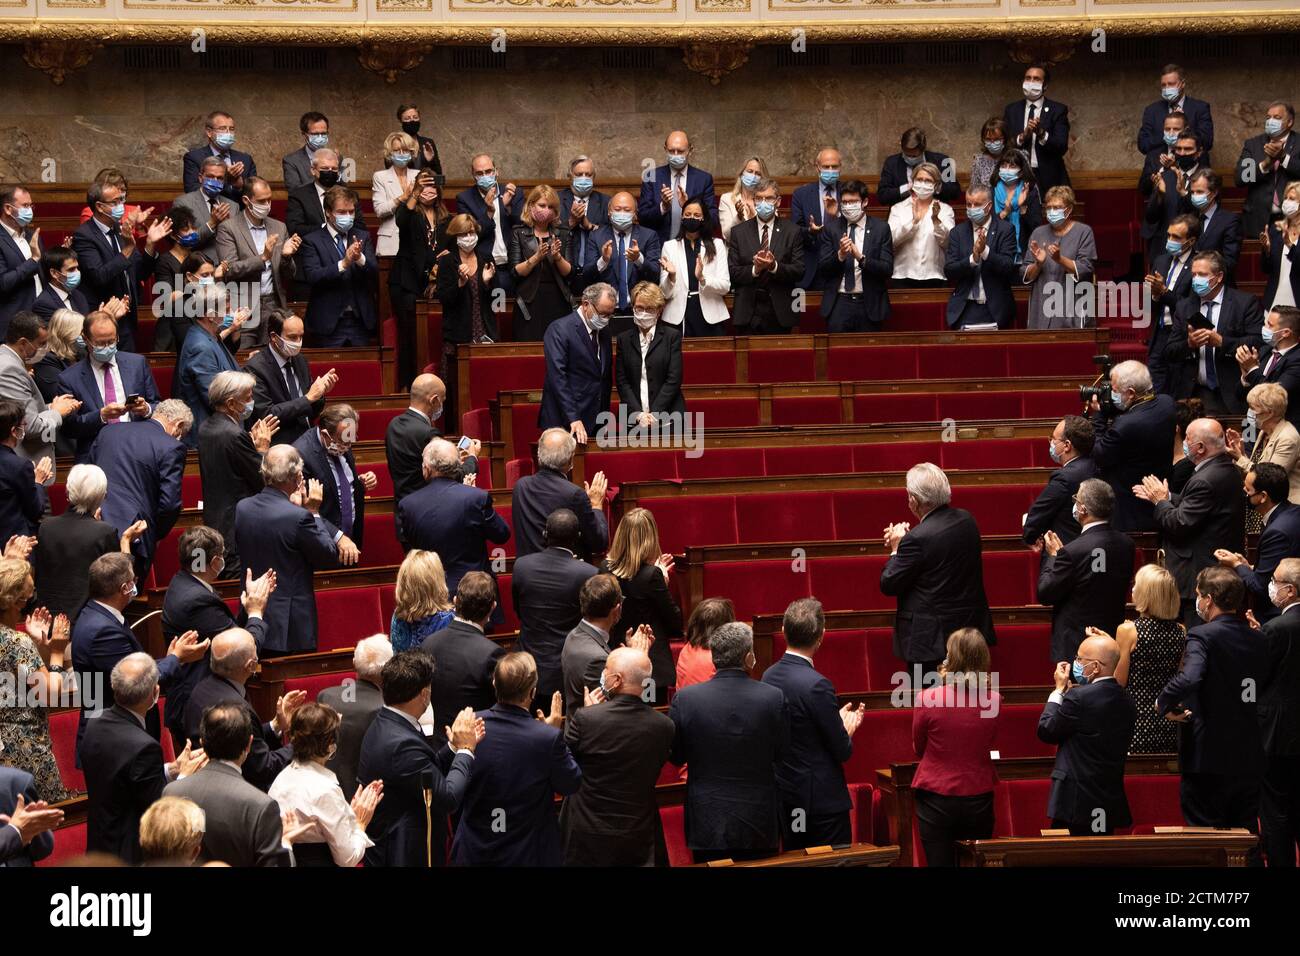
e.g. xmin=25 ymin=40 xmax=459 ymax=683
xmin=587 ymin=309 xmax=610 ymax=330
xmin=277 ymin=336 xmax=303 ymax=357
xmin=1285 ymin=199 xmax=1300 ymax=217
xmin=633 ymin=310 xmax=656 ymax=330
xmin=911 ymin=181 xmax=935 ymax=199
xmin=456 ymin=234 xmax=479 ymax=251
xmin=841 ymin=202 xmax=864 ymax=222
xmin=247 ymin=201 xmax=271 ymax=220
xmin=1023 ymin=81 xmax=1043 ymax=98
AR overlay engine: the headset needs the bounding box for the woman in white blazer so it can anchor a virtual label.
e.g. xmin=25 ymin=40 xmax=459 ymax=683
xmin=371 ymin=131 xmax=419 ymax=257
xmin=718 ymin=156 xmax=768 ymax=241
xmin=658 ymin=198 xmax=730 ymax=335
xmin=1229 ymin=382 xmax=1300 ymax=511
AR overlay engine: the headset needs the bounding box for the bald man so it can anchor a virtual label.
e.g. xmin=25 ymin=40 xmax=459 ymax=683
xmin=1037 ymin=633 xmax=1136 ymax=836
xmin=791 ymin=147 xmax=843 ymax=290
xmin=560 ymin=647 xmax=675 ymax=866
xmin=637 ymin=130 xmax=718 ymax=245
xmin=455 ymin=153 xmax=524 ymax=294
xmin=1135 ymin=417 xmax=1246 ymax=626
xmin=578 ymin=191 xmax=661 ymax=328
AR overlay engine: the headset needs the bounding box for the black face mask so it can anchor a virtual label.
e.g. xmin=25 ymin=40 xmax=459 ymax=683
xmin=401 ymin=120 xmax=421 ymax=137
xmin=318 ymin=170 xmax=340 ymax=188
xmin=1176 ymin=154 xmax=1200 ymax=171
xmin=681 ymin=218 xmax=704 ymax=233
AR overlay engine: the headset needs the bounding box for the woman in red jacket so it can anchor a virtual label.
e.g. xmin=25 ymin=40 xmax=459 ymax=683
xmin=911 ymin=627 xmax=1003 ymax=866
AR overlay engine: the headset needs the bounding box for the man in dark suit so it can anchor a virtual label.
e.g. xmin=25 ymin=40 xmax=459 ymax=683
xmin=318 ymin=635 xmax=391 ymax=799
xmin=1145 ymin=214 xmax=1200 ymax=394
xmin=161 ymin=525 xmax=271 ymax=748
xmin=1157 ymin=568 xmax=1267 ymax=859
xmin=561 ymin=646 xmax=674 ymax=866
xmin=294 ymin=403 xmax=372 ymax=557
xmin=559 ymin=155 xmax=609 ymax=275
xmin=513 ymin=509 xmax=599 ymax=704
xmin=792 ymin=148 xmax=844 ymax=291
xmin=880 ymin=463 xmax=997 ymax=673
xmin=170 ymin=156 xmax=241 ymax=262
xmin=943 ymin=184 xmax=1019 ymax=329
xmin=670 ymin=622 xmax=789 ymax=863
xmin=1235 ymin=100 xmax=1300 ymax=236
xmin=817 ymin=179 xmax=893 ymax=332
xmin=72 ymin=181 xmax=169 ymax=352
xmin=357 ymin=651 xmax=480 ymax=867
xmin=246 ymin=311 xmax=336 ymax=449
xmin=58 ymin=312 xmax=160 ymax=462
xmin=88 ymin=400 xmax=189 ymax=581
xmin=637 ymin=130 xmax=718 ymax=244
xmin=163 ymin=703 xmax=289 ymax=867
xmin=537 ymin=285 xmax=615 ymax=442
xmin=182 ymin=628 xmax=297 ymax=791
xmin=1024 ymin=415 xmax=1098 ymax=553
xmin=762 ymin=599 xmax=861 ymax=850
xmin=455 ymin=153 xmax=523 ymax=292
xmin=420 ymin=572 xmax=505 ymax=733
xmin=398 ymin=438 xmax=510 ymax=601
xmin=182 ymin=111 xmax=256 ymax=200
xmin=1038 ymin=633 xmax=1137 ymax=835
xmin=0 ymin=185 xmax=42 ymax=336
xmin=32 ymin=462 xmax=121 ymax=621
xmin=0 ymin=766 xmax=59 ymax=866
xmin=1138 ymin=64 xmax=1215 ymax=160
xmin=577 ymin=191 xmax=661 ymax=319
xmin=1138 ymin=417 xmax=1247 ymax=625
xmin=451 ymin=652 xmax=582 ymax=866
xmin=284 ymin=150 xmax=369 ymax=251
xmin=728 ymin=179 xmax=804 ymax=335
xmin=1141 ymin=129 xmax=1207 ymax=268
xmin=299 ymin=186 xmax=378 ymax=348
xmin=1089 ymin=359 xmax=1177 ymax=532
xmin=1256 ymin=557 xmax=1300 ymax=867
xmin=0 ymin=397 xmax=47 ymax=543
xmin=282 ymin=111 xmax=329 ymax=191
xmin=1003 ymin=63 xmax=1071 ymax=192
xmin=1237 ymin=306 xmax=1300 ymax=428
xmin=561 ymin=574 xmax=624 ymax=715
xmin=511 ymin=428 xmax=607 ymax=560
xmin=1183 ymin=171 xmax=1243 ymax=279
xmin=33 ymin=247 xmax=91 ymax=322
xmin=71 ymin=552 xmax=207 ymax=757
xmin=1216 ymin=463 xmax=1300 ymax=623
xmin=234 ymin=444 xmax=345 ymax=655
xmin=81 ymin=653 xmax=204 ymax=863
xmin=876 ymin=128 xmax=960 ymax=206
xmin=1037 ymin=479 xmax=1137 ymax=664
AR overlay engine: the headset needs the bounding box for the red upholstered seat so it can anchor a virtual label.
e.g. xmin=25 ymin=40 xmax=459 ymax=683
xmin=153 ymin=365 xmax=174 ymax=398
xmin=50 ymin=709 xmax=84 ymax=793
xmin=1010 ymin=342 xmax=1098 ymax=377
xmin=700 ymin=559 xmax=810 ymax=620
xmin=355 ymin=407 xmax=403 ymax=442
xmin=847 ymin=781 xmax=876 ymax=844
xmin=37 ymin=822 xmax=87 ymax=866
xmin=181 ymin=473 xmax=203 ymax=509
xmin=851 ymin=441 xmax=942 ymax=473
xmin=586 ymin=449 xmax=679 ymax=484
xmin=316 ymin=361 xmax=381 ymax=397
xmin=827 ymin=345 xmax=919 ymax=382
xmin=362 ymin=514 xmax=405 ymax=568
xmin=771 ymin=396 xmax=843 ymax=426
xmin=286 ymin=671 xmax=357 ymax=701
xmin=495 ymin=572 xmax=518 ymax=630
xmin=468 ymin=356 xmax=544 ymax=409
xmin=918 ymin=345 xmax=1008 ymax=379
xmin=951 ymin=485 xmax=1040 ymax=535
xmin=460 ymin=406 xmax=494 ymax=443
xmin=659 ymin=804 xmax=692 ymax=867
xmin=996 ymin=778 xmax=1053 ymax=836
xmin=136 ymin=319 xmax=157 ymax=353
xmin=992 ymin=703 xmax=1055 ymax=757
xmin=763 ymin=445 xmax=853 ymax=477
xmin=841 ymin=708 xmax=916 ymax=785
xmin=496 ymin=504 xmax=516 ymax=558
xmin=831 ymin=489 xmax=900 ymax=541
xmin=641 ymin=497 xmax=738 ymax=553
xmin=988 ymin=624 xmax=1051 ymax=685
xmin=505 ymin=458 xmax=533 ymax=488
xmin=1124 ymin=775 xmax=1184 ymax=832
xmin=980 ymin=550 xmax=1037 ymax=607
xmin=935 ymin=393 xmax=1022 ymax=422
xmin=510 ymin=404 xmax=544 ymax=459
xmin=365 ymin=462 xmax=394 ymax=498
xmin=940 ymin=437 xmax=1035 ymax=470
xmin=887 ymin=301 xmax=947 ymax=332
xmin=150 ymin=527 xmax=184 ymax=588
xmin=157 ymin=698 xmax=176 ymax=763
xmin=676 ymin=447 xmax=764 ymax=480
xmin=689 ymin=397 xmax=762 ymax=429
xmin=853 ymin=394 xmax=939 ymax=424
xmin=784 ymin=628 xmax=872 ymax=694
xmin=378 ymin=584 xmax=396 ymax=628
xmin=808 ymin=556 xmax=891 ymax=612
xmin=864 ymin=627 xmax=903 ymax=692
xmin=315 ymin=586 xmax=383 ymax=652
xmin=747 ymin=348 xmax=815 ymax=384
xmin=1022 ymin=390 xmax=1083 ymax=421
xmin=736 ymin=492 xmax=835 ymax=544
xmin=681 ymin=350 xmax=737 ymax=384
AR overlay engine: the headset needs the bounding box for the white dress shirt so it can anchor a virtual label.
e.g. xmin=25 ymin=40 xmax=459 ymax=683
xmin=1275 ymin=243 xmax=1297 ymax=310
xmin=1160 ymin=248 xmax=1192 ymax=326
xmin=839 ymin=218 xmax=865 ymax=293
xmin=968 ymin=224 xmax=991 ymax=302
xmin=888 ymin=200 xmax=955 ymax=280
xmin=638 ymin=324 xmax=655 ymax=412
xmin=1196 ymin=286 xmax=1226 ymax=388
xmin=327 ymin=223 xmax=365 ymax=271
xmin=268 ymin=759 xmax=373 ymax=868
xmin=245 ymin=213 xmax=273 ymax=299
xmin=94 ymin=358 xmax=126 ymax=422
xmin=2 ymin=222 xmax=39 ymax=295
xmin=1021 ymin=97 xmax=1048 ymax=169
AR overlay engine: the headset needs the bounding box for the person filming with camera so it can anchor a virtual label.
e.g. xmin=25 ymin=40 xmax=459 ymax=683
xmin=1086 ymin=359 xmax=1177 ymax=533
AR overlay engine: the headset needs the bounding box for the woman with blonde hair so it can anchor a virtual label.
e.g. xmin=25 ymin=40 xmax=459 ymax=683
xmin=1105 ymin=563 xmax=1185 ymax=754
xmin=509 ymin=183 xmax=574 ymax=341
xmin=888 ymin=161 xmax=954 ymax=284
xmin=1260 ymin=180 xmax=1300 ymax=311
xmin=601 ymin=508 xmax=681 ymax=704
xmin=34 ymin=309 xmax=87 ymax=459
xmin=1227 ymin=382 xmax=1300 ymax=526
xmin=1023 ymin=184 xmax=1097 ymax=329
xmin=389 ymin=549 xmax=455 ymax=652
xmin=390 ymin=166 xmax=451 ymax=389
xmin=719 ymin=156 xmax=769 ymax=241
xmin=372 ymin=131 xmax=421 ymax=257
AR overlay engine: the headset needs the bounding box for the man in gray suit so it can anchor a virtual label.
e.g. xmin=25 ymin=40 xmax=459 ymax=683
xmin=282 ymin=111 xmax=330 ymax=191
xmin=0 ymin=312 xmax=79 ymax=483
xmin=215 ymin=176 xmax=301 ymax=349
xmin=164 ymin=701 xmax=290 ymax=867
xmin=170 ymin=155 xmax=240 ymax=261
xmin=318 ymin=634 xmax=390 ymax=798
xmin=560 ymin=573 xmax=654 ymax=714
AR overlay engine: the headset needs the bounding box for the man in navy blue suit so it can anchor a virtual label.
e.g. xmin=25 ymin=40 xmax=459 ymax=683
xmin=58 ymin=312 xmax=160 ymax=463
xmin=451 ymin=652 xmax=582 ymax=866
xmin=816 ymin=179 xmax=894 ymax=332
xmin=944 ymin=184 xmax=1019 ymax=329
xmin=1217 ymin=462 xmax=1300 ymax=623
xmin=89 ymin=399 xmax=190 ymax=581
xmin=398 ymin=437 xmax=510 ymax=599
xmin=299 ymin=185 xmax=378 ymax=348
xmin=1158 ymin=567 xmax=1267 ymax=860
xmin=559 ymin=155 xmax=609 ymax=275
xmin=1023 ymin=415 xmax=1098 ymax=553
xmin=33 ymin=248 xmax=91 ymax=322
xmin=357 ymin=651 xmax=481 ymax=867
xmin=537 ymin=283 xmax=615 ymax=444
xmin=510 ymin=428 xmax=608 ymax=560
xmin=637 ymin=130 xmax=718 ymax=244
xmin=0 ymin=397 xmax=48 ymax=543
xmin=1145 ymin=214 xmax=1200 ymax=394
xmin=1003 ymin=63 xmax=1071 ymax=192
xmin=1089 ymin=360 xmax=1177 ymax=533
xmin=0 ymin=767 xmax=60 ymax=866
xmin=294 ymin=403 xmax=373 ymax=555
xmin=1138 ymin=64 xmax=1215 ymax=162
xmin=71 ymin=182 xmax=170 ymax=353
xmin=1140 ymin=129 xmax=1208 ymax=267
xmin=455 ymin=153 xmax=524 ymax=295
xmin=234 ymin=444 xmax=347 ymax=655
xmin=1185 ymin=170 xmax=1243 ymax=278
xmin=762 ymin=599 xmax=861 ymax=850
xmin=1037 ymin=633 xmax=1136 ymax=835
xmin=71 ymin=552 xmax=208 ymax=758
xmin=791 ymin=148 xmax=844 ymax=290
xmin=0 ymin=185 xmax=42 ymax=337
xmin=577 ymin=192 xmax=660 ymax=321
xmin=175 ymin=286 xmax=241 ymax=447
xmin=1237 ymin=306 xmax=1300 ymax=428
xmin=877 ymin=128 xmax=961 ymax=207
xmin=670 ymin=622 xmax=789 ymax=863
xmin=181 ymin=110 xmax=256 ymax=201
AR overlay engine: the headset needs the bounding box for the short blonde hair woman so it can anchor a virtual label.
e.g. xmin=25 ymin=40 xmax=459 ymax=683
xmin=372 ymin=131 xmax=422 ymax=256
xmin=389 ymin=549 xmax=454 ymax=652
xmin=47 ymin=309 xmax=84 ymax=363
xmin=1106 ymin=564 xmax=1185 ymax=754
xmin=601 ymin=508 xmax=682 ymax=704
xmin=720 ymin=156 xmax=769 ymax=240
xmin=888 ymin=161 xmax=955 ymax=282
xmin=1228 ymin=382 xmax=1300 ymax=506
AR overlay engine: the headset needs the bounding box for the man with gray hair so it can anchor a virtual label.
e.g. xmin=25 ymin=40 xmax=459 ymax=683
xmin=1088 ymin=358 xmax=1176 ymax=532
xmin=559 ymin=154 xmax=609 ymax=273
xmin=318 ymin=634 xmax=392 ymax=798
xmin=537 ymin=282 xmax=616 ymax=444
xmin=510 ymin=426 xmax=608 ymax=559
xmin=175 ymin=283 xmax=243 ymax=446
xmin=1036 ymin=477 xmax=1137 ymax=664
xmin=169 ymin=153 xmax=238 ymax=257
xmin=81 ymin=652 xmax=206 ymax=863
xmin=669 ymin=622 xmax=790 ymax=863
xmin=881 ymin=462 xmax=996 ymax=674
xmin=727 ymin=177 xmax=804 ymax=334
xmin=234 ymin=444 xmax=345 ymax=654
xmin=1135 ymin=417 xmax=1246 ymax=625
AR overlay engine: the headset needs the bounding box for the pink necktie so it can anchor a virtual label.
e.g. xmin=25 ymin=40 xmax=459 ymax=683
xmin=103 ymin=364 xmax=118 ymax=423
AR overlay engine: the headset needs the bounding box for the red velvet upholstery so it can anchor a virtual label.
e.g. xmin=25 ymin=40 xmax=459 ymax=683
xmin=355 ymin=407 xmax=404 ymax=442
xmin=736 ymin=491 xmax=835 ymax=545
xmin=935 ymin=392 xmax=1022 ymax=422
xmin=676 ymin=447 xmax=764 ymax=481
xmin=468 ymin=356 xmax=545 ymax=409
xmin=690 ymin=398 xmax=762 ymax=429
xmin=992 ymin=703 xmax=1055 ymax=758
xmin=826 ymin=345 xmax=919 ymax=382
xmin=852 ymin=441 xmax=941 ymax=473
xmin=700 ymin=559 xmax=810 ymax=619
xmin=505 ymin=458 xmax=532 ymax=488
xmin=980 ymin=550 xmax=1037 ymax=607
xmin=996 ymin=778 xmax=1053 ymax=836
xmin=988 ymin=624 xmax=1051 ymax=685
xmin=460 ymin=406 xmax=494 ymax=443
xmin=645 ymin=497 xmax=738 ymax=554
xmin=940 ymin=438 xmax=1035 ymax=470
xmin=659 ymin=804 xmax=691 ymax=867
xmin=37 ymin=822 xmax=87 ymax=866
xmin=853 ymin=394 xmax=938 ymax=424
xmin=747 ymin=348 xmax=815 ymax=384
xmin=285 ymin=671 xmax=357 ymax=701
xmin=152 ymin=365 xmax=174 ymax=398
xmin=586 ymin=449 xmax=679 ymax=484
xmin=378 ymin=584 xmax=396 ymax=627
xmin=315 ymin=587 xmax=383 ymax=652
xmin=847 ymin=781 xmax=876 ymax=844
xmin=316 ymin=361 xmax=381 ymax=397
xmin=362 ymin=514 xmax=405 ymax=568
xmin=841 ymin=708 xmax=916 ymax=785
xmin=49 ymin=709 xmax=84 ymax=793
xmin=1022 ymin=390 xmax=1083 ymax=420
xmin=1011 ymin=342 xmax=1098 ymax=377
xmin=918 ymin=345 xmax=1008 ymax=379
xmin=771 ymin=396 xmax=842 ymax=426
xmin=495 ymin=572 xmax=518 ymax=631
xmin=808 ymin=557 xmax=890 ymax=612
xmin=1123 ymin=775 xmax=1184 ymax=832
xmin=763 ymin=445 xmax=854 ymax=477
xmin=682 ymin=350 xmax=737 ymax=384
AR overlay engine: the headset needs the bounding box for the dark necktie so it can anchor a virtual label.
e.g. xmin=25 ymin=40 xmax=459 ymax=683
xmin=589 ymin=329 xmax=599 ymax=367
xmin=761 ymin=224 xmax=770 ymax=250
xmin=616 ymin=232 xmax=628 ymax=309
xmin=842 ymin=224 xmax=857 ymax=292
xmin=283 ymin=360 xmax=300 ymax=398
xmin=1265 ymin=350 xmax=1280 ymax=378
xmin=1028 ymin=103 xmax=1037 ymax=125
xmin=108 ymin=229 xmax=121 ymax=253
xmin=1203 ymin=302 xmax=1218 ymax=389
xmin=335 ymin=233 xmax=347 ymax=259
xmin=328 ymin=454 xmax=354 ymax=536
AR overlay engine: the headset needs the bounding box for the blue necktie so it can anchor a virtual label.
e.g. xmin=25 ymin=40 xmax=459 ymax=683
xmin=616 ymin=232 xmax=628 ymax=309
xmin=328 ymin=454 xmax=353 ymax=536
xmin=335 ymin=233 xmax=347 ymax=259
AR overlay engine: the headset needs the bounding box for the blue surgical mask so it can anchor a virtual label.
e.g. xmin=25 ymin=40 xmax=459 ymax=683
xmin=92 ymin=344 xmax=118 ymax=364
xmin=390 ymin=152 xmax=412 ymax=168
xmin=1266 ymin=117 xmax=1285 ymax=137
xmin=108 ymin=202 xmax=125 ymax=222
xmin=1111 ymin=388 xmax=1130 ymax=412
xmin=1182 ymin=439 xmax=1191 ymax=460
xmin=333 ymin=214 xmax=354 ymax=233
xmin=609 ymin=211 xmax=633 ymax=230
xmin=14 ymin=206 xmax=33 ymax=226
xmin=967 ymin=205 xmax=989 ymax=225
xmin=201 ymin=177 xmax=225 ymax=196
xmin=177 ymin=232 xmax=201 ymax=248
xmin=741 ymin=171 xmax=761 ymax=189
xmin=1046 ymin=208 xmax=1068 ymax=225
xmin=1071 ymin=660 xmax=1089 ymax=684
xmin=903 ymin=154 xmax=923 ymax=167
xmin=1189 ymin=191 xmax=1210 ymax=209
xmin=1263 ymin=325 xmax=1277 ymax=345
xmin=1163 ymin=131 xmax=1179 ymax=147
xmin=241 ymin=400 xmax=254 ymax=420
xmin=1049 ymin=440 xmax=1062 ymax=464
xmin=984 ymin=140 xmax=1004 ymax=155
xmin=998 ymin=167 xmax=1020 ymax=184
xmin=1161 ymin=85 xmax=1181 ymax=102
xmin=219 ymin=314 xmax=234 ymax=330
xmin=197 ymin=276 xmax=215 ymax=287
xmin=214 ymin=132 xmax=236 ymax=150
xmin=1191 ymin=274 xmax=1212 ymax=296
xmin=476 ymin=174 xmax=497 ymax=192
xmin=571 ymin=176 xmax=593 ymax=196
xmin=1070 ymin=502 xmax=1079 ymax=523
xmin=755 ymin=200 xmax=776 ymax=221
xmin=819 ymin=169 xmax=839 ymax=186
xmin=1165 ymin=238 xmax=1183 ymax=256
xmin=308 ymin=133 xmax=329 ymax=150
xmin=64 ymin=270 xmax=81 ymax=290
xmin=667 ymin=153 xmax=687 ymax=170
xmin=74 ymin=335 xmax=85 ymax=350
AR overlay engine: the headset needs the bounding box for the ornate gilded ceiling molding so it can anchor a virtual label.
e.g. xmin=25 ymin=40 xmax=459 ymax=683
xmin=356 ymin=40 xmax=432 ymax=84
xmin=1006 ymin=36 xmax=1080 ymax=68
xmin=681 ymin=40 xmax=752 ymax=85
xmin=22 ymin=38 xmax=101 ymax=85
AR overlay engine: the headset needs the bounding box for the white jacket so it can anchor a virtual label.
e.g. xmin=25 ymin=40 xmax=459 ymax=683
xmin=658 ymin=237 xmax=731 ymax=326
xmin=371 ymin=166 xmax=418 ymax=257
